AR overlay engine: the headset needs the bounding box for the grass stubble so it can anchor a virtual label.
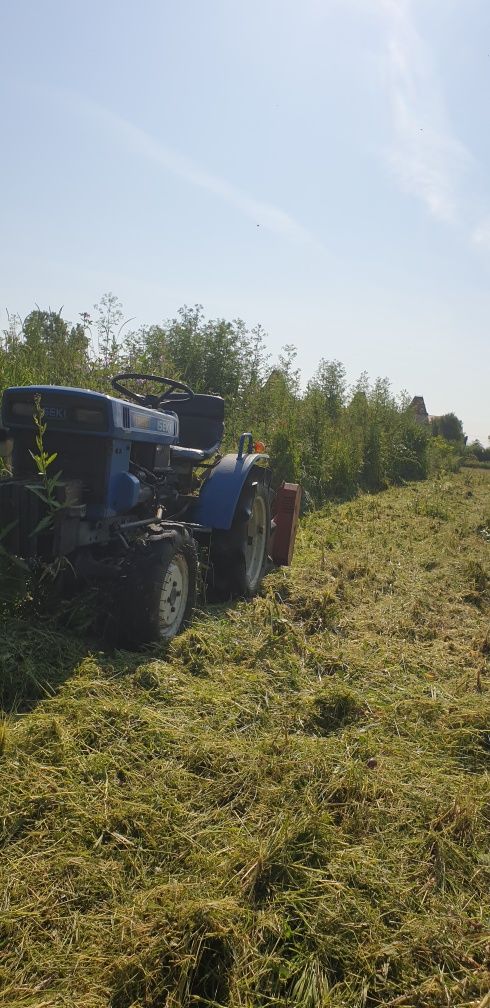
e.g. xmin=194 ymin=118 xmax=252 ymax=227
xmin=0 ymin=470 xmax=489 ymax=1007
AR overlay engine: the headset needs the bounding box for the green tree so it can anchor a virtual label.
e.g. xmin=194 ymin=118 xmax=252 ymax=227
xmin=18 ymin=309 xmax=90 ymax=386
xmin=309 ymin=359 xmax=346 ymax=421
xmin=430 ymin=412 xmax=465 ymax=443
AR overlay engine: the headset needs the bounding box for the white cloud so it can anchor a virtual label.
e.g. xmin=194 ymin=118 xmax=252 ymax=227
xmin=64 ymin=93 xmax=315 ymax=246
xmin=379 ymin=0 xmax=471 ymax=223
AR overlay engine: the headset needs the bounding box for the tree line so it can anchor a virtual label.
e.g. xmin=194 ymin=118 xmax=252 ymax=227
xmin=0 ymin=294 xmax=469 ymax=506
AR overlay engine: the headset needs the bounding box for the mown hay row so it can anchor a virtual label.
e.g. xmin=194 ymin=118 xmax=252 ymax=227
xmin=0 ymin=471 xmax=489 ymax=1007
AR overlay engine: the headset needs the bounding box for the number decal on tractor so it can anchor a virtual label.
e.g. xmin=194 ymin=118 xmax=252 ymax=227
xmin=157 ymin=417 xmax=174 ymax=434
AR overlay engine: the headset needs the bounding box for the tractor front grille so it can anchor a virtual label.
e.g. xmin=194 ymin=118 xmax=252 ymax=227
xmin=11 ymin=430 xmax=111 ymax=513
xmin=0 ymin=478 xmax=84 ymax=560
xmin=0 ymin=480 xmax=50 ymax=559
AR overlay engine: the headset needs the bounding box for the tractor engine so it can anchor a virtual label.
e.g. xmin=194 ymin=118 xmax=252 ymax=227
xmin=0 ymin=385 xmax=181 ymax=560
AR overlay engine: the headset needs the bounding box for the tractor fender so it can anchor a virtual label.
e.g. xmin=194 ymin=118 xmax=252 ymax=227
xmin=190 ymin=453 xmax=270 ymax=530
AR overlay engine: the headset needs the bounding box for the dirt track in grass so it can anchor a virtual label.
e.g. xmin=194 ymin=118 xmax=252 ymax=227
xmin=0 ymin=470 xmax=489 ymax=1007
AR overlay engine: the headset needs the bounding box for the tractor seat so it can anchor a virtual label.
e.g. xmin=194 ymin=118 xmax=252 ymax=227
xmin=168 ymin=394 xmax=225 ymax=460
xmin=170 ymin=445 xmax=206 ymax=465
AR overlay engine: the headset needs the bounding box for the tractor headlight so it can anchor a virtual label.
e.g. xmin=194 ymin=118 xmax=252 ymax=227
xmin=11 ymin=402 xmax=35 ymax=417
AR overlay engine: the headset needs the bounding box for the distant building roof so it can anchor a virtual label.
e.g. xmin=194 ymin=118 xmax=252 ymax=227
xmin=409 ymin=396 xmax=429 ymax=424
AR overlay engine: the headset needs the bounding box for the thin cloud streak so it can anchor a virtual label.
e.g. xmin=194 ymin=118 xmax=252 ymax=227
xmin=67 ymin=94 xmax=316 ymax=246
xmin=380 ymin=0 xmax=471 ymax=223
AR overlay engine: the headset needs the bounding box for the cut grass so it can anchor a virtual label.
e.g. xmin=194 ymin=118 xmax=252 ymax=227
xmin=0 ymin=470 xmax=489 ymax=1007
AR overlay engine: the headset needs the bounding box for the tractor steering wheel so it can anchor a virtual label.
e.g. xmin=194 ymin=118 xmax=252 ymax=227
xmin=111 ymin=373 xmax=195 ymax=409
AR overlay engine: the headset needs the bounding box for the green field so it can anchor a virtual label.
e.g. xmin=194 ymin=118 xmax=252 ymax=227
xmin=1 ymin=471 xmax=489 ymax=1007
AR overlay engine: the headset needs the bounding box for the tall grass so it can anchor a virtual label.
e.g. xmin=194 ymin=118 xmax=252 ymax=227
xmin=0 ymin=301 xmax=441 ymax=505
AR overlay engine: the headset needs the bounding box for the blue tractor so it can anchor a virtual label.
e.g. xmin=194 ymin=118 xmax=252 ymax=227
xmin=0 ymin=374 xmax=300 ymax=645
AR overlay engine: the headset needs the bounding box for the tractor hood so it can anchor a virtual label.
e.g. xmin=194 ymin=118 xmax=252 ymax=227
xmin=2 ymin=385 xmax=179 ymax=445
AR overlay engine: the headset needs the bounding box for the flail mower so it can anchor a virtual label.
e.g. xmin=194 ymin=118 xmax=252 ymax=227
xmin=0 ymin=374 xmax=301 ymax=645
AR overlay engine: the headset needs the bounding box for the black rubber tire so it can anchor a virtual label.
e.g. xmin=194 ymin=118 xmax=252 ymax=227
xmin=208 ymin=475 xmax=271 ymax=601
xmin=118 ymin=533 xmax=197 ymax=647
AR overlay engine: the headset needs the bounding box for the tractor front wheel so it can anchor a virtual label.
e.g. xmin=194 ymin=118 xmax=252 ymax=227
xmin=120 ymin=533 xmax=197 ymax=646
xmin=209 ymin=475 xmax=271 ymax=600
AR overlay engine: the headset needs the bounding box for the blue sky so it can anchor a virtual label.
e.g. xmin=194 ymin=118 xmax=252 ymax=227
xmin=1 ymin=0 xmax=489 ymax=441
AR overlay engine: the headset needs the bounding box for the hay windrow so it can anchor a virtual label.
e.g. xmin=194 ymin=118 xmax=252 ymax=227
xmin=1 ymin=471 xmax=489 ymax=1006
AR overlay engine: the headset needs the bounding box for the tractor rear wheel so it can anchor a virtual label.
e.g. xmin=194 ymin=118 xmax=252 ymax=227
xmin=208 ymin=475 xmax=271 ymax=600
xmin=120 ymin=533 xmax=197 ymax=646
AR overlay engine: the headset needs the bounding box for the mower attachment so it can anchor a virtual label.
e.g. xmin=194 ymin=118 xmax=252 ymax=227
xmin=271 ymin=482 xmax=302 ymax=566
